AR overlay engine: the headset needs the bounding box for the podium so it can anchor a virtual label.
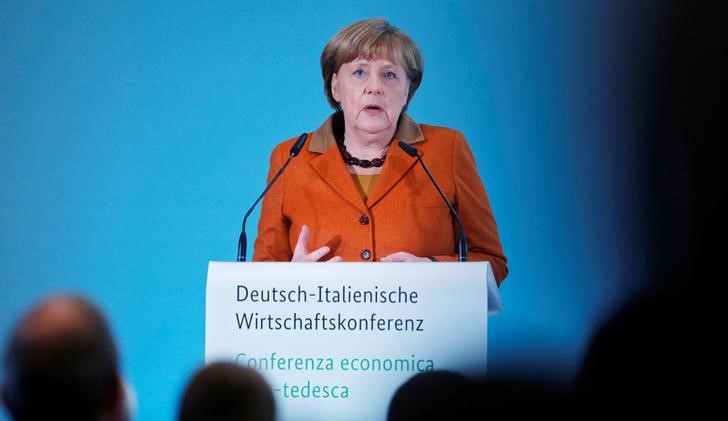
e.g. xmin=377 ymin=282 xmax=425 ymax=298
xmin=206 ymin=262 xmax=501 ymax=421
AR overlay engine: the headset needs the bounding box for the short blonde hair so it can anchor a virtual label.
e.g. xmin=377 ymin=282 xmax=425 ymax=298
xmin=321 ymin=18 xmax=424 ymax=110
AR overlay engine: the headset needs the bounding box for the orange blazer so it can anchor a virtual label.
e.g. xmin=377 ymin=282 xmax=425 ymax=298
xmin=253 ymin=113 xmax=508 ymax=284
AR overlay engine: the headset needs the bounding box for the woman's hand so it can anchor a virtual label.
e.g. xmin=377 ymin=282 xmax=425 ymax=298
xmin=292 ymin=225 xmax=343 ymax=262
xmin=379 ymin=252 xmax=430 ymax=262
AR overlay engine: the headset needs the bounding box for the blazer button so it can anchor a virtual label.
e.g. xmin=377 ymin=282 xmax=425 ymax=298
xmin=360 ymin=249 xmax=372 ymax=260
xmin=359 ymin=215 xmax=370 ymax=225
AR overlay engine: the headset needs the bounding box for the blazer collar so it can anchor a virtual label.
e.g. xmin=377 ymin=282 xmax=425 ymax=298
xmin=308 ymin=112 xmax=424 ymax=211
xmin=308 ymin=111 xmax=425 ymax=153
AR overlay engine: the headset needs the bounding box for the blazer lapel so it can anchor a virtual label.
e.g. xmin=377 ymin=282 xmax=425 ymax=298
xmin=310 ymin=144 xmax=369 ymax=214
xmin=366 ymin=113 xmax=425 ymax=208
xmin=307 ymin=111 xmax=426 ymax=212
xmin=366 ymin=142 xmax=420 ymax=208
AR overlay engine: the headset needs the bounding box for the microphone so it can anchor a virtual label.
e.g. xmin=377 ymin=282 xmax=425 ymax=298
xmin=237 ymin=133 xmax=308 ymax=262
xmin=398 ymin=141 xmax=468 ymax=262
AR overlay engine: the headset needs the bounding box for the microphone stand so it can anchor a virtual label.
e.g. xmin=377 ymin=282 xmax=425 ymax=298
xmin=237 ymin=133 xmax=308 ymax=262
xmin=398 ymin=141 xmax=468 ymax=262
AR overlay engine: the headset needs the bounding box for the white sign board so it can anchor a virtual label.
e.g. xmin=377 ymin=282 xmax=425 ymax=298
xmin=205 ymin=262 xmax=500 ymax=421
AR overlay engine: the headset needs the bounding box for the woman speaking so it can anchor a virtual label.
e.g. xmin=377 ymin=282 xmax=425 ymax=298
xmin=253 ymin=18 xmax=508 ymax=285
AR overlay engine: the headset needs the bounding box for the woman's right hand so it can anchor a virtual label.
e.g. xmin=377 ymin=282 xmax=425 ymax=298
xmin=292 ymin=225 xmax=343 ymax=262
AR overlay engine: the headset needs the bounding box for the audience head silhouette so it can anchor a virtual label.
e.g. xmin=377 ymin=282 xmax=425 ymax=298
xmin=1 ymin=295 xmax=127 ymax=421
xmin=575 ymin=0 xmax=721 ymax=416
xmin=388 ymin=370 xmax=477 ymax=420
xmin=389 ymin=370 xmax=573 ymax=420
xmin=178 ymin=361 xmax=275 ymax=421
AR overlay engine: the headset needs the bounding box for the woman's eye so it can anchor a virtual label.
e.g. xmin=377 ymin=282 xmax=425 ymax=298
xmin=384 ymin=71 xmax=397 ymax=80
xmin=352 ymin=69 xmax=366 ymax=78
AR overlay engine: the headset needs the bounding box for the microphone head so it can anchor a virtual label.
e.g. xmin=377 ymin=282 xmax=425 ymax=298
xmin=289 ymin=133 xmax=308 ymax=157
xmin=398 ymin=140 xmax=419 ymax=157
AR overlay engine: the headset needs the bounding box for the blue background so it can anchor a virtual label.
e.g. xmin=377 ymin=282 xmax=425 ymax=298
xmin=1 ymin=1 xmax=655 ymax=420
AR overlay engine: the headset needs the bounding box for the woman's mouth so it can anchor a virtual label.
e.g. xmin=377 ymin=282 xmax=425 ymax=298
xmin=363 ymin=105 xmax=384 ymax=114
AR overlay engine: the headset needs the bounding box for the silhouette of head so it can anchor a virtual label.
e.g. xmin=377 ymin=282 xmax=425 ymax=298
xmin=178 ymin=362 xmax=275 ymax=421
xmin=388 ymin=370 xmax=477 ymax=420
xmin=1 ymin=295 xmax=125 ymax=421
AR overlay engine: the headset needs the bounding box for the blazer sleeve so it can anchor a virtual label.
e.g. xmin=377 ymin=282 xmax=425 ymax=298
xmin=252 ymin=144 xmax=293 ymax=261
xmin=431 ymin=131 xmax=509 ymax=285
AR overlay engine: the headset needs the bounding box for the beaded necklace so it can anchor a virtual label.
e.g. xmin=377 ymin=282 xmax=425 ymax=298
xmin=336 ymin=138 xmax=387 ymax=168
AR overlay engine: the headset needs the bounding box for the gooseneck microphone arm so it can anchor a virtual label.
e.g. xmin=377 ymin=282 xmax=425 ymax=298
xmin=398 ymin=141 xmax=468 ymax=262
xmin=237 ymin=133 xmax=308 ymax=262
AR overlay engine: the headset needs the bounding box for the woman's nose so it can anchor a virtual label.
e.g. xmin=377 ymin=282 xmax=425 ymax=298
xmin=365 ymin=75 xmax=383 ymax=94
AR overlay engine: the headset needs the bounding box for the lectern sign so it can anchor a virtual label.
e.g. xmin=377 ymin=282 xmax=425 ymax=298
xmin=205 ymin=262 xmax=498 ymax=421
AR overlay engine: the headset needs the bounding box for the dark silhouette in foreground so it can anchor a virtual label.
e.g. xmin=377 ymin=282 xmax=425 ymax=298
xmin=388 ymin=371 xmax=573 ymax=420
xmin=575 ymin=0 xmax=721 ymax=417
xmin=178 ymin=362 xmax=275 ymax=421
xmin=1 ymin=295 xmax=128 ymax=421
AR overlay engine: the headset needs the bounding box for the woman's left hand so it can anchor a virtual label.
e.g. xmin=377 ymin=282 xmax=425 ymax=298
xmin=379 ymin=252 xmax=430 ymax=262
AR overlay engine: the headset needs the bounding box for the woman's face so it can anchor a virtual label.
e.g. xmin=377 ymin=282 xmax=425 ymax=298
xmin=331 ymin=57 xmax=409 ymax=138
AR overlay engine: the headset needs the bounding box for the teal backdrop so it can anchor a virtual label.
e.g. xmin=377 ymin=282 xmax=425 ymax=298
xmin=1 ymin=1 xmax=655 ymax=420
